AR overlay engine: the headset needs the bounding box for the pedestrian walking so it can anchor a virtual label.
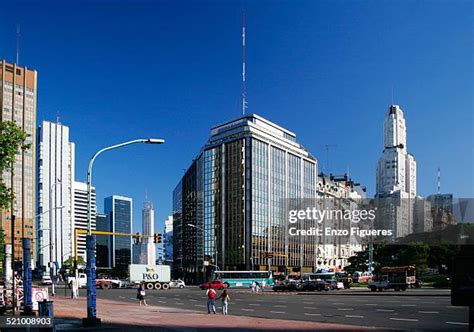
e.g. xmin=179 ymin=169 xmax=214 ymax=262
xmin=255 ymin=281 xmax=260 ymax=293
xmin=137 ymin=283 xmax=147 ymax=306
xmin=261 ymin=280 xmax=266 ymax=292
xmin=206 ymin=288 xmax=217 ymax=314
xmin=72 ymin=278 xmax=79 ymax=299
xmin=251 ymin=280 xmax=256 ymax=293
xmin=219 ymin=289 xmax=230 ymax=315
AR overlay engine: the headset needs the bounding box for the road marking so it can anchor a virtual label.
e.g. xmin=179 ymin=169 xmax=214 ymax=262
xmin=418 ymin=311 xmax=439 ymax=314
xmin=401 ymin=304 xmax=416 ymax=307
xmin=446 ymin=306 xmax=465 ymax=309
xmin=176 ymin=302 xmax=184 ymax=305
xmin=194 ymin=304 xmax=206 ymax=307
xmin=303 ymin=301 xmax=314 ymax=304
xmin=119 ymin=296 xmax=125 ymax=299
xmin=304 ymin=307 xmax=316 ymax=310
xmin=157 ymin=301 xmax=166 ymax=304
xmin=270 ymin=311 xmax=286 ymax=314
xmin=421 ymin=301 xmax=436 ymax=304
xmin=249 ymin=304 xmax=260 ymax=306
xmin=345 ymin=315 xmax=364 ymax=318
xmin=129 ymin=298 xmax=135 ymax=300
xmin=255 ymin=299 xmax=264 ymax=302
xmin=304 ymin=313 xmax=321 ymax=316
xmin=446 ymin=322 xmax=468 ymax=326
xmin=189 ymin=299 xmax=197 ymax=302
xmin=365 ymin=304 xmax=377 ymax=306
xmin=337 ymin=308 xmax=354 ymax=311
xmin=333 ymin=303 xmax=345 ymax=305
xmin=275 ymin=305 xmax=287 ymax=308
xmin=376 ymin=309 xmax=394 ymax=312
xmin=241 ymin=309 xmax=254 ymax=312
xmin=390 ymin=318 xmax=418 ymax=322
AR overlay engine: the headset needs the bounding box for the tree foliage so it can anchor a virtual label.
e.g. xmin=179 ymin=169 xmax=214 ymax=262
xmin=347 ymin=243 xmax=460 ymax=275
xmin=62 ymin=256 xmax=86 ymax=271
xmin=0 ymin=121 xmax=30 ymax=210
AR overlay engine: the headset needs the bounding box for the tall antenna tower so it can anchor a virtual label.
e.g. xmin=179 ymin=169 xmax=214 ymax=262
xmin=16 ymin=24 xmax=20 ymax=65
xmin=241 ymin=11 xmax=247 ymax=115
xmin=437 ymin=166 xmax=441 ymax=194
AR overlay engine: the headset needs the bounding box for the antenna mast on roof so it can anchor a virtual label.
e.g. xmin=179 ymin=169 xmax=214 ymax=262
xmin=241 ymin=11 xmax=247 ymax=115
xmin=16 ymin=24 xmax=20 ymax=65
xmin=437 ymin=167 xmax=441 ymax=194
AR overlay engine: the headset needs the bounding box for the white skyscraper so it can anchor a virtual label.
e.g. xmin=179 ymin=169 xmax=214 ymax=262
xmin=37 ymin=121 xmax=75 ymax=269
xmin=376 ymin=105 xmax=417 ymax=238
xmin=73 ymin=181 xmax=96 ymax=261
xmin=142 ymin=199 xmax=156 ymax=265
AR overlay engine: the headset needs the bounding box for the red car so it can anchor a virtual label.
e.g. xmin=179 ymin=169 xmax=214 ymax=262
xmin=199 ymin=280 xmax=226 ymax=290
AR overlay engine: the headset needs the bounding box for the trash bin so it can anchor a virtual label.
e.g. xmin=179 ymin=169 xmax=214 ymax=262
xmin=38 ymin=300 xmax=54 ymax=317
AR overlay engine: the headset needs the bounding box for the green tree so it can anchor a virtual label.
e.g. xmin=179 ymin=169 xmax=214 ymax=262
xmin=62 ymin=256 xmax=86 ymax=271
xmin=0 ymin=121 xmax=30 ymax=209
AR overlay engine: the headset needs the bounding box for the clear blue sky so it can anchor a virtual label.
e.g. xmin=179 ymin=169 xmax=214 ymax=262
xmin=1 ymin=0 xmax=472 ymax=233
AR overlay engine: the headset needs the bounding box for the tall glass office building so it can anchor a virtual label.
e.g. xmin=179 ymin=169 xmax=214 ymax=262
xmin=104 ymin=195 xmax=133 ymax=268
xmin=173 ymin=114 xmax=318 ymax=283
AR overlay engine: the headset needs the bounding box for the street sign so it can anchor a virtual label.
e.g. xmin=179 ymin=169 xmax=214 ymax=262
xmin=32 ymin=288 xmax=49 ymax=311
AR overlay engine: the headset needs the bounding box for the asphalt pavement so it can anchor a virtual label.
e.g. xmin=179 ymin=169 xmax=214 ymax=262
xmin=88 ymin=286 xmax=470 ymax=331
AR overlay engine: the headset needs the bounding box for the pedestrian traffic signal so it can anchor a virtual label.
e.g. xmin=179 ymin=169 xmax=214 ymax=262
xmin=134 ymin=232 xmax=142 ymax=244
xmin=153 ymin=233 xmax=162 ymax=244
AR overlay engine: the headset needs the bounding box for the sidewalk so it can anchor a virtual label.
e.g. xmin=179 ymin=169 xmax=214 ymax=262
xmin=53 ymin=297 xmax=379 ymax=331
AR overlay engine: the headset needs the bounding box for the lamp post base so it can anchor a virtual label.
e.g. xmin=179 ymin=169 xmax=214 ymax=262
xmin=82 ymin=317 xmax=102 ymax=327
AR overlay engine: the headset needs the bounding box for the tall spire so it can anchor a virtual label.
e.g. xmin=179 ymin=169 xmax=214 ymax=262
xmin=16 ymin=24 xmax=20 ymax=65
xmin=241 ymin=10 xmax=247 ymax=115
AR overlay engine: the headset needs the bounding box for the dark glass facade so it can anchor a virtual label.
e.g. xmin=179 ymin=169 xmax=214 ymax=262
xmin=104 ymin=196 xmax=132 ymax=268
xmin=173 ymin=114 xmax=318 ymax=283
xmin=96 ymin=213 xmax=111 ymax=268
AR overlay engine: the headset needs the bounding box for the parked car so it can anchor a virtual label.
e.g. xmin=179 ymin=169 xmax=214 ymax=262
xmin=272 ymin=281 xmax=298 ymax=292
xmin=41 ymin=275 xmax=52 ymax=285
xmin=300 ymin=280 xmax=330 ymax=292
xmin=169 ymin=279 xmax=186 ymax=289
xmin=199 ymin=280 xmax=226 ymax=290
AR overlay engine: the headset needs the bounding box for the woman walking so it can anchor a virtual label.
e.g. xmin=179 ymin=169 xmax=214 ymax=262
xmin=219 ymin=289 xmax=230 ymax=315
xmin=137 ymin=283 xmax=147 ymax=306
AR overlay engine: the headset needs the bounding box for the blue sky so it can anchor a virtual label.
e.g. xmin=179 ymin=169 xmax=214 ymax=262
xmin=1 ymin=0 xmax=472 ymax=233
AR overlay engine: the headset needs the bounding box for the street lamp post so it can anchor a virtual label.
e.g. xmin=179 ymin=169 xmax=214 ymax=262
xmin=49 ymin=179 xmax=61 ymax=297
xmin=186 ymin=224 xmax=219 ymax=272
xmin=84 ymin=138 xmax=164 ymax=327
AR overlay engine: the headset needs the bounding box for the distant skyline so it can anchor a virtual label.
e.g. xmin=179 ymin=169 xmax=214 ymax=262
xmin=1 ymin=1 xmax=472 ymax=233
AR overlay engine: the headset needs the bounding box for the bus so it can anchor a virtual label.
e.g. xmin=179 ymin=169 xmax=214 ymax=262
xmin=214 ymin=271 xmax=274 ymax=288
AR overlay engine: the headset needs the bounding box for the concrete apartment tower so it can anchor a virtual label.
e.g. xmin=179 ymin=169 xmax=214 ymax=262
xmin=0 ymin=60 xmax=37 ymax=261
xmin=37 ymin=120 xmax=75 ymax=269
xmin=376 ymin=105 xmax=417 ymax=238
xmin=73 ymin=181 xmax=97 ymax=262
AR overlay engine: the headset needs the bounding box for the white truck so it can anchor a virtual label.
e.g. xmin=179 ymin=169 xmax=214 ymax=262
xmin=67 ymin=273 xmax=122 ymax=289
xmin=129 ymin=264 xmax=171 ymax=290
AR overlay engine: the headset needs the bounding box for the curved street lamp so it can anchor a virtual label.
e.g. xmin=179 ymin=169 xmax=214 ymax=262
xmin=187 ymin=224 xmax=219 ymax=272
xmin=84 ymin=138 xmax=164 ymax=327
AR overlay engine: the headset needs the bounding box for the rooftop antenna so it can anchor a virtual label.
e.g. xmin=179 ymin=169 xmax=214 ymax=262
xmin=320 ymin=144 xmax=337 ymax=173
xmin=437 ymin=167 xmax=441 ymax=194
xmin=16 ymin=24 xmax=20 ymax=65
xmin=241 ymin=11 xmax=247 ymax=115
xmin=391 ymin=85 xmax=394 ymax=105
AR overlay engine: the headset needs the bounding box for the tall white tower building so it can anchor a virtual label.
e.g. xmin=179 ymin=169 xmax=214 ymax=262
xmin=37 ymin=121 xmax=75 ymax=269
xmin=376 ymin=105 xmax=417 ymax=238
xmin=142 ymin=199 xmax=156 ymax=265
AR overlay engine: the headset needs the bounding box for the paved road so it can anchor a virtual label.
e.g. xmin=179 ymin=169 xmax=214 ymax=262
xmin=91 ymin=287 xmax=469 ymax=331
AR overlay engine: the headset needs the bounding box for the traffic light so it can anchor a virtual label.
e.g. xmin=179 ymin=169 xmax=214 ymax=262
xmin=153 ymin=233 xmax=162 ymax=244
xmin=134 ymin=232 xmax=142 ymax=244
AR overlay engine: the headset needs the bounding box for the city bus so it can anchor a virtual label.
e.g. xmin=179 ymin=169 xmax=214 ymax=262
xmin=214 ymin=271 xmax=274 ymax=288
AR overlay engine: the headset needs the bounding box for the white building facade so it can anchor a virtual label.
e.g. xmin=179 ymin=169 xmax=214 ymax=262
xmin=376 ymin=105 xmax=417 ymax=239
xmin=37 ymin=121 xmax=75 ymax=269
xmin=73 ymin=181 xmax=96 ymax=261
